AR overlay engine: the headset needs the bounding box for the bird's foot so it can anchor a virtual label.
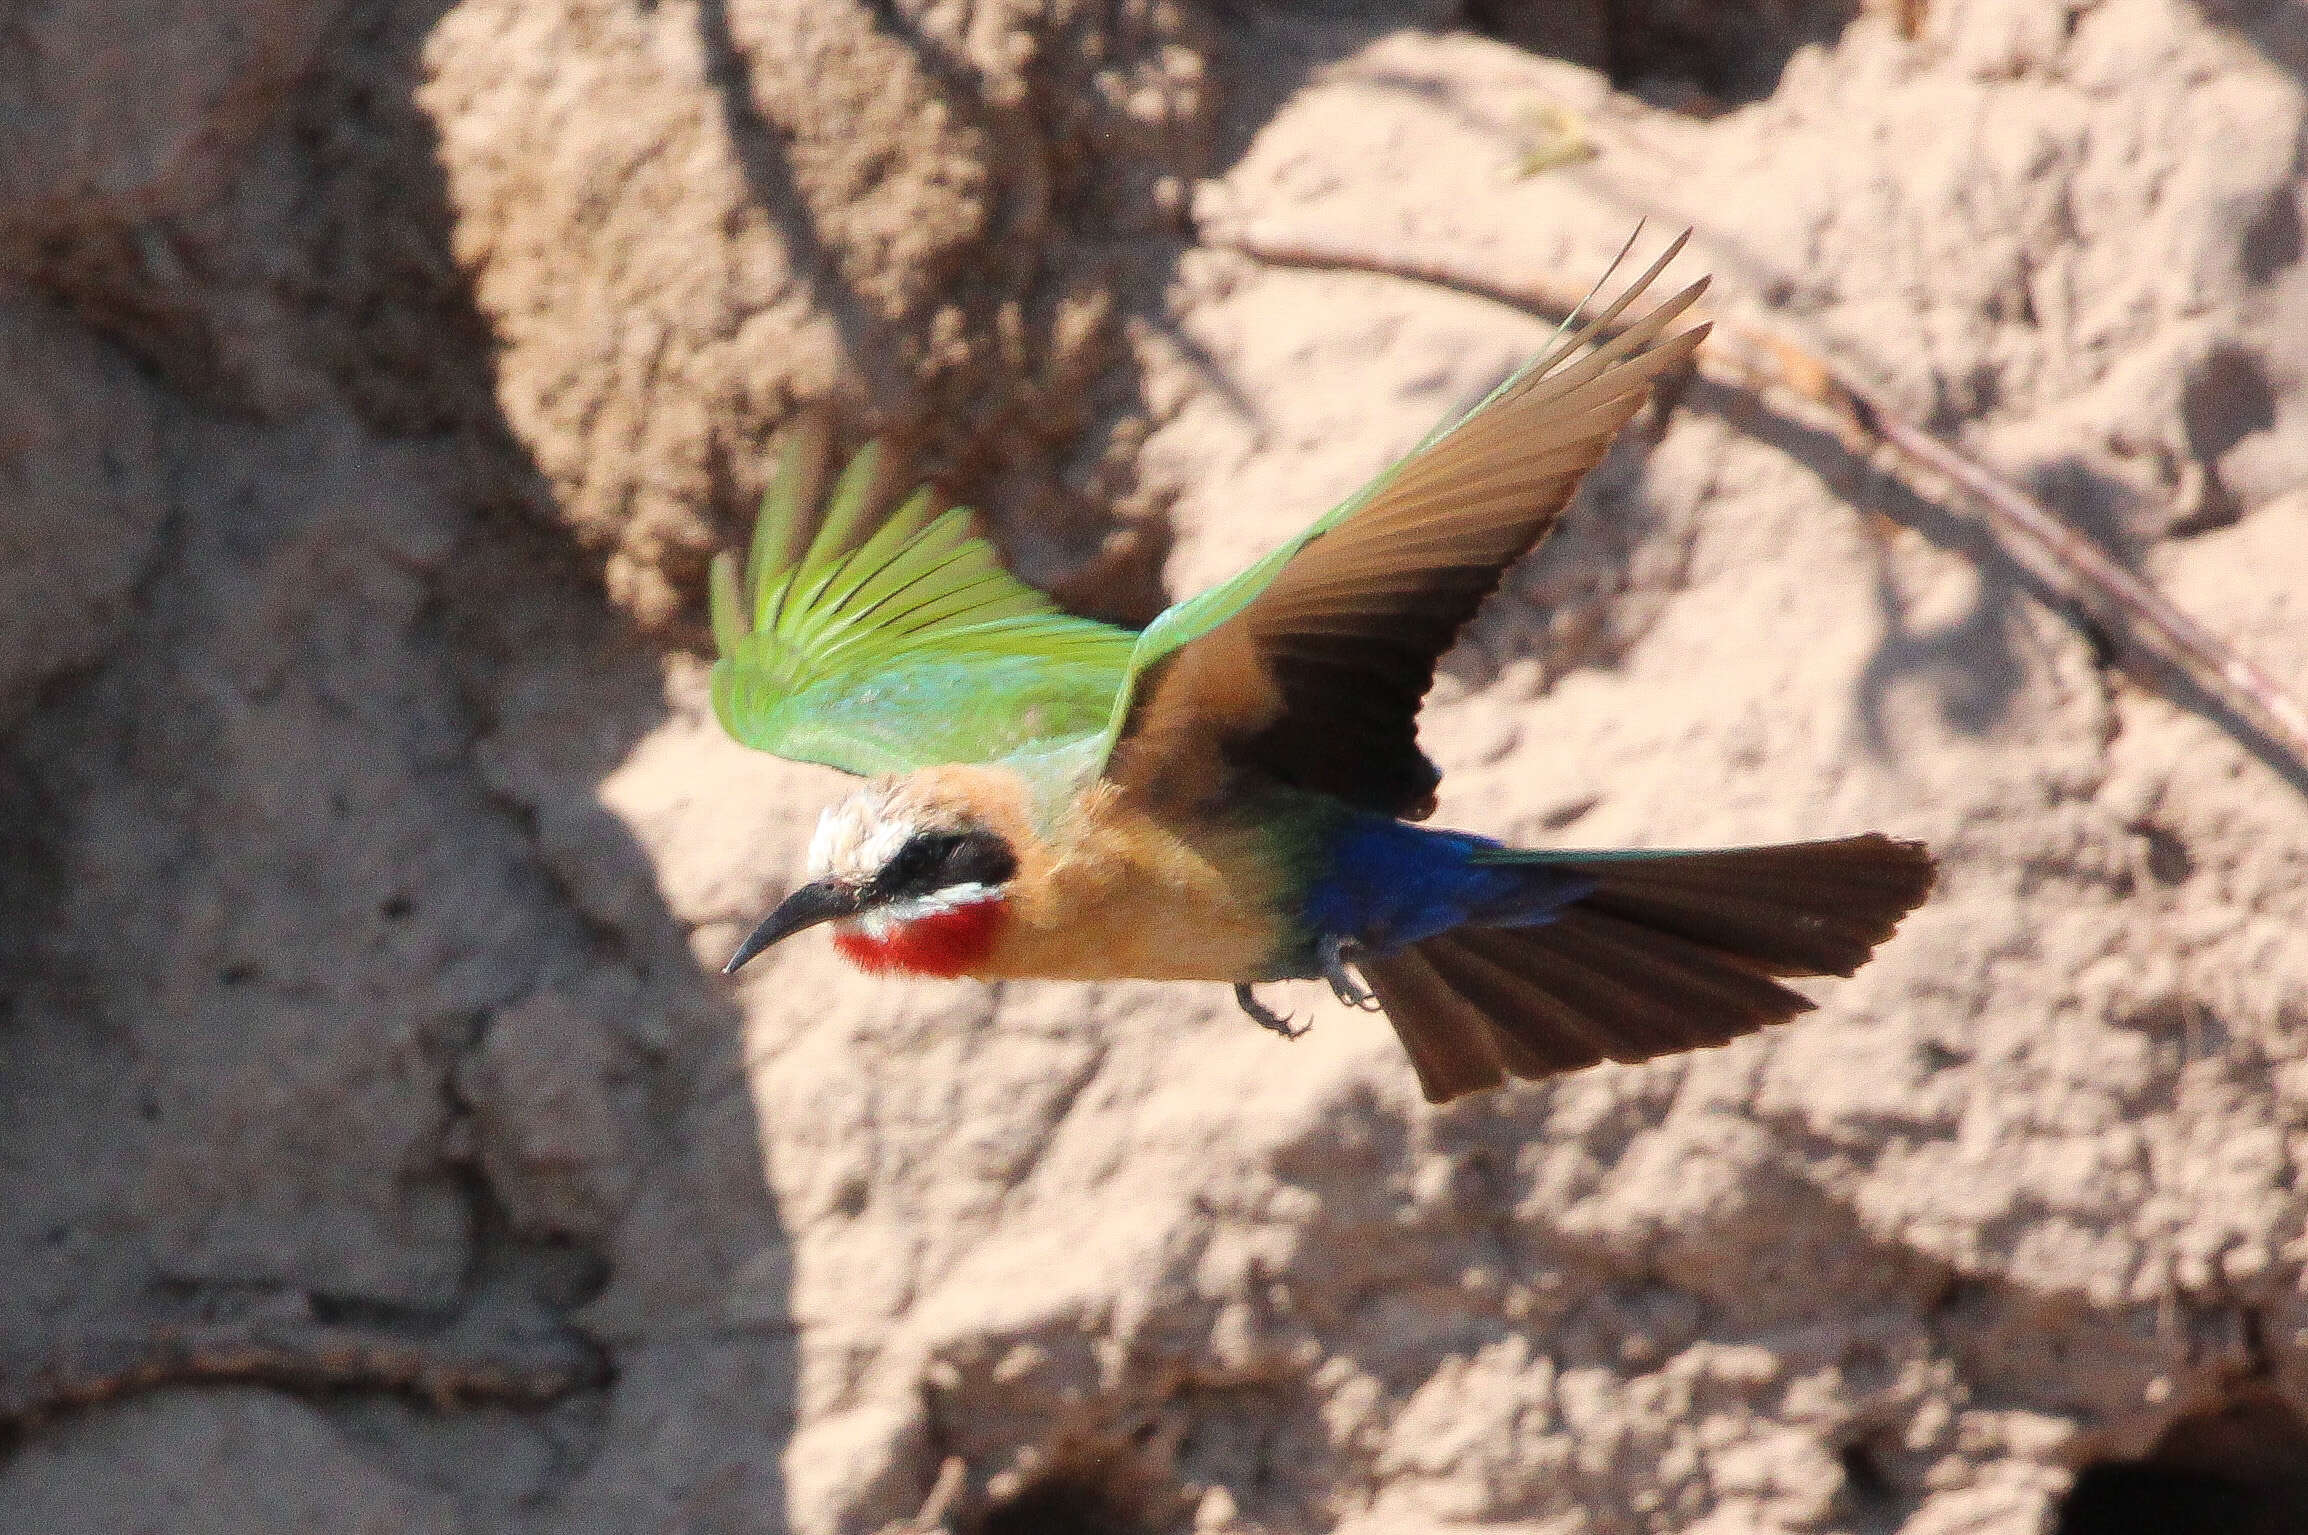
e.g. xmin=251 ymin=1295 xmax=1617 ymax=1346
xmin=1320 ymin=935 xmax=1383 ymax=1011
xmin=1234 ymin=983 xmax=1308 ymax=1040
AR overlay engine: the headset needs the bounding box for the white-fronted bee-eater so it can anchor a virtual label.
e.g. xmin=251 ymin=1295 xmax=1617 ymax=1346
xmin=711 ymin=238 xmax=1934 ymax=1103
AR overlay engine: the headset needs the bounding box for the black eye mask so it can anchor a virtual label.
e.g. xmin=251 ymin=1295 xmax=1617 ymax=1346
xmin=873 ymin=827 xmax=1018 ymax=903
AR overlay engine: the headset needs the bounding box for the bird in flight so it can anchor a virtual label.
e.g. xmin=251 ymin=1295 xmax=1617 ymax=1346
xmin=710 ymin=236 xmax=1933 ymax=1103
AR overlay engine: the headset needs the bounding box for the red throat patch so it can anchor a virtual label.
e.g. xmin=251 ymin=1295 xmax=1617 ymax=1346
xmin=831 ymin=898 xmax=1007 ymax=979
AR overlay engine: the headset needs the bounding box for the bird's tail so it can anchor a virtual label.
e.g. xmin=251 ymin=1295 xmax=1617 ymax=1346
xmin=1358 ymin=833 xmax=1936 ymax=1103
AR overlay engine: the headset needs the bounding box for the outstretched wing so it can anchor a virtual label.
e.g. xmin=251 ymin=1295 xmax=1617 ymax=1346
xmin=710 ymin=437 xmax=1140 ymax=777
xmin=1102 ymin=235 xmax=1708 ymax=814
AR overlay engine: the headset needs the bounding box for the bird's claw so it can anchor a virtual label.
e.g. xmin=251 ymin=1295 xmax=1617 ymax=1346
xmin=1320 ymin=935 xmax=1383 ymax=1011
xmin=1234 ymin=983 xmax=1308 ymax=1040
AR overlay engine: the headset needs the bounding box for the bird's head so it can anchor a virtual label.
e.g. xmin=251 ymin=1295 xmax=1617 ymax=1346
xmin=723 ymin=770 xmax=1025 ymax=978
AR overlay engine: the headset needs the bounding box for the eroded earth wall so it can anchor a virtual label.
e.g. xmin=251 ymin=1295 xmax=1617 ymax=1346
xmin=3 ymin=2 xmax=2306 ymax=1533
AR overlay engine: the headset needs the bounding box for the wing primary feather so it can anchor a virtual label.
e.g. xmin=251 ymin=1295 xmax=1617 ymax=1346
xmin=1521 ymin=293 xmax=1706 ymax=407
xmin=754 ymin=570 xmax=801 ymax=640
xmin=1530 ymin=231 xmax=1693 ymax=383
xmin=709 ymin=551 xmax=747 ymax=654
xmin=1493 ymin=286 xmax=1705 ymax=421
xmin=748 ymin=424 xmax=824 ymax=630
xmin=817 ymin=509 xmax=979 ymax=632
xmin=836 ymin=570 xmax=1008 ymax=648
xmin=842 ymin=555 xmax=1022 ymax=639
xmin=1388 ymin=223 xmax=1658 ymax=468
xmin=811 ymin=486 xmax=942 ymax=620
xmin=801 ymin=513 xmax=988 ymax=656
xmin=1555 ymin=220 xmax=1648 ymax=347
xmin=802 ymin=442 xmax=881 ymax=566
xmin=874 ymin=574 xmax=1047 ymax=639
xmin=786 ymin=443 xmax=885 ymax=619
xmin=1408 ymin=229 xmax=1690 ymax=465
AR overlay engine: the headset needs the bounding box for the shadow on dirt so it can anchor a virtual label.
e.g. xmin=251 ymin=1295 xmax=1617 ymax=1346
xmin=0 ymin=0 xmax=795 ymax=1525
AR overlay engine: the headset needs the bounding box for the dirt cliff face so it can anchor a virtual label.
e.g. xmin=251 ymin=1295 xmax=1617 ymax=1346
xmin=3 ymin=2 xmax=2306 ymax=1532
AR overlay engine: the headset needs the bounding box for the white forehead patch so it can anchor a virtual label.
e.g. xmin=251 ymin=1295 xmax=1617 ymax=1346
xmin=805 ymin=787 xmax=918 ymax=884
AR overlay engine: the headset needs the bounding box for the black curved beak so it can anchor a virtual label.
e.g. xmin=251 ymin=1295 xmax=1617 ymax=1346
xmin=723 ymin=879 xmax=863 ymax=974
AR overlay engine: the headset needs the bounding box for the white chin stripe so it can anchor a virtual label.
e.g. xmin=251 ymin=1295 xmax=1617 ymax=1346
xmin=850 ymin=883 xmax=1002 ymax=940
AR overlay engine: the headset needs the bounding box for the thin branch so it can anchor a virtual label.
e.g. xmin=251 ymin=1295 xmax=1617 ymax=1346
xmin=2 ymin=1320 xmax=608 ymax=1423
xmin=906 ymin=1456 xmax=971 ymax=1533
xmin=1205 ymin=223 xmax=2308 ymax=791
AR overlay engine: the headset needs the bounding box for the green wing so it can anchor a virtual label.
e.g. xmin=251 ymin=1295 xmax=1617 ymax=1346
xmin=709 ymin=439 xmax=1140 ymax=777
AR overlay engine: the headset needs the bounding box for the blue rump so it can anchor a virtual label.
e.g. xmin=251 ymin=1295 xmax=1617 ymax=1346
xmin=1298 ymin=815 xmax=1595 ymax=955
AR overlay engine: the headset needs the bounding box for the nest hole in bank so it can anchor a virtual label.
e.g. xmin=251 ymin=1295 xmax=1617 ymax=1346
xmin=1463 ymin=0 xmax=1865 ymax=110
xmin=2053 ymin=1390 xmax=2308 ymax=1535
xmin=972 ymin=1431 xmax=1179 ymax=1535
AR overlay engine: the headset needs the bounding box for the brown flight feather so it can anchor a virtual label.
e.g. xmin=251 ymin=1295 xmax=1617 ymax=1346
xmin=1114 ymin=239 xmax=1711 ymax=816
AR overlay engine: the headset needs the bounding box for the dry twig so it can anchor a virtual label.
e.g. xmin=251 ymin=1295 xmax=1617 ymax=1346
xmin=906 ymin=1456 xmax=971 ymax=1533
xmin=2 ymin=1319 xmax=607 ymax=1424
xmin=1206 ymin=223 xmax=2308 ymax=791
